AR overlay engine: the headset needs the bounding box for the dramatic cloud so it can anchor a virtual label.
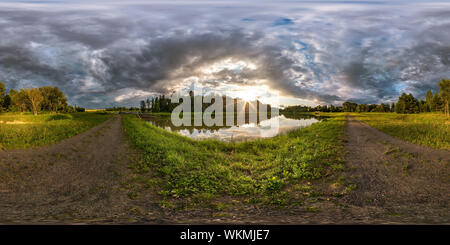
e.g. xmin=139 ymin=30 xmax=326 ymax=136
xmin=0 ymin=0 xmax=449 ymax=108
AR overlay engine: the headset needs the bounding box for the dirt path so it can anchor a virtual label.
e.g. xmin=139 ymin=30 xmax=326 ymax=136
xmin=0 ymin=116 xmax=141 ymax=223
xmin=341 ymin=115 xmax=450 ymax=223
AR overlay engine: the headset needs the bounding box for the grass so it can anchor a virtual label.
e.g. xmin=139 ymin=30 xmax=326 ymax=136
xmin=352 ymin=113 xmax=450 ymax=150
xmin=0 ymin=112 xmax=112 ymax=150
xmin=122 ymin=112 xmax=347 ymax=206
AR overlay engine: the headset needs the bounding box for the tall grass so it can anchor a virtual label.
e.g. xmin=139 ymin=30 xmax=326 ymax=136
xmin=0 ymin=112 xmax=112 ymax=150
xmin=122 ymin=113 xmax=346 ymax=204
xmin=352 ymin=113 xmax=450 ymax=150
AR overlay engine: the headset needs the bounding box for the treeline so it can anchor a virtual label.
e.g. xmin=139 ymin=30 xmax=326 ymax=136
xmin=348 ymin=78 xmax=449 ymax=115
xmin=140 ymin=95 xmax=176 ymax=113
xmin=283 ymin=78 xmax=450 ymax=115
xmin=139 ymin=92 xmax=271 ymax=113
xmin=281 ymin=102 xmax=387 ymax=113
xmin=0 ymin=81 xmax=84 ymax=115
xmin=282 ymin=104 xmax=343 ymax=113
xmin=105 ymin=107 xmax=140 ymax=112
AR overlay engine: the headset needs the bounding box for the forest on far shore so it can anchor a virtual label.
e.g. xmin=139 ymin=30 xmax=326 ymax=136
xmin=282 ymin=78 xmax=450 ymax=116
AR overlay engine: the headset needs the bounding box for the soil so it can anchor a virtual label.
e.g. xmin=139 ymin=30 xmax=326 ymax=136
xmin=339 ymin=115 xmax=450 ymax=223
xmin=0 ymin=116 xmax=139 ymax=223
xmin=0 ymin=115 xmax=449 ymax=224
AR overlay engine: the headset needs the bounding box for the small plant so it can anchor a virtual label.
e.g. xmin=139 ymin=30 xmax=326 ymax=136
xmin=402 ymin=163 xmax=411 ymax=176
xmin=384 ymin=146 xmax=401 ymax=155
xmin=333 ymin=192 xmax=343 ymax=197
xmin=127 ymin=191 xmax=139 ymax=200
xmin=264 ymin=176 xmax=284 ymax=193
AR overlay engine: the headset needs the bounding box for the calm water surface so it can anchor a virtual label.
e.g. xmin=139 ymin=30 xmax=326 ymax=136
xmin=142 ymin=114 xmax=325 ymax=142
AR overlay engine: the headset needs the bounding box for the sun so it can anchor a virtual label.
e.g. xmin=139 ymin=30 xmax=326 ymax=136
xmin=232 ymin=88 xmax=258 ymax=102
xmin=226 ymin=85 xmax=272 ymax=103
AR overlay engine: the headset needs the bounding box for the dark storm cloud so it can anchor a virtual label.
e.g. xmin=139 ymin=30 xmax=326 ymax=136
xmin=0 ymin=1 xmax=449 ymax=107
xmin=97 ymin=30 xmax=263 ymax=92
xmin=47 ymin=19 xmax=129 ymax=49
xmin=0 ymin=45 xmax=65 ymax=88
xmin=93 ymin=29 xmax=340 ymax=103
xmin=319 ymin=6 xmax=450 ymax=103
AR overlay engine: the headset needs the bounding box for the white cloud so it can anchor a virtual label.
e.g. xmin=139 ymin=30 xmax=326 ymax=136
xmin=114 ymin=88 xmax=154 ymax=102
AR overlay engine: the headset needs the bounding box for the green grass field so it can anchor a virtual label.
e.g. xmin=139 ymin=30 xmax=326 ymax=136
xmin=122 ymin=113 xmax=347 ymax=206
xmin=352 ymin=113 xmax=450 ymax=150
xmin=0 ymin=112 xmax=112 ymax=150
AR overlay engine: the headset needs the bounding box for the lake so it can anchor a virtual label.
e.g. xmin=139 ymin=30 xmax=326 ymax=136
xmin=141 ymin=113 xmax=326 ymax=142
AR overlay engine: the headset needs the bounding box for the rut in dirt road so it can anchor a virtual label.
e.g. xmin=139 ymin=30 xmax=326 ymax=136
xmin=343 ymin=115 xmax=450 ymax=223
xmin=0 ymin=116 xmax=137 ymax=223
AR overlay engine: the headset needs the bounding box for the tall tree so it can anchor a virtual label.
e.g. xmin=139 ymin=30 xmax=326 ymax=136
xmin=0 ymin=81 xmax=5 ymax=111
xmin=425 ymin=90 xmax=433 ymax=112
xmin=39 ymin=86 xmax=67 ymax=113
xmin=9 ymin=89 xmax=28 ymax=112
xmin=342 ymin=102 xmax=357 ymax=112
xmin=146 ymin=98 xmax=151 ymax=112
xmin=150 ymin=97 xmax=155 ymax=112
xmin=153 ymin=97 xmax=160 ymax=112
xmin=140 ymin=100 xmax=146 ymax=112
xmin=433 ymin=92 xmax=443 ymax=112
xmin=374 ymin=104 xmax=384 ymax=112
xmin=2 ymin=95 xmax=11 ymax=111
xmin=23 ymin=88 xmax=44 ymax=116
xmin=395 ymin=93 xmax=419 ymax=114
xmin=439 ymin=78 xmax=450 ymax=117
xmin=418 ymin=99 xmax=427 ymax=113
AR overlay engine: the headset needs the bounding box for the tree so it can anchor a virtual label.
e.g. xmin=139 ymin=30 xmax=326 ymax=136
xmin=145 ymin=98 xmax=150 ymax=112
xmin=418 ymin=99 xmax=427 ymax=113
xmin=153 ymin=96 xmax=160 ymax=112
xmin=439 ymin=78 xmax=450 ymax=117
xmin=23 ymin=88 xmax=44 ymax=116
xmin=160 ymin=95 xmax=168 ymax=112
xmin=140 ymin=100 xmax=146 ymax=113
xmin=395 ymin=93 xmax=419 ymax=114
xmin=342 ymin=102 xmax=357 ymax=112
xmin=0 ymin=81 xmax=5 ymax=112
xmin=39 ymin=86 xmax=67 ymax=113
xmin=433 ymin=92 xmax=443 ymax=112
xmin=383 ymin=103 xmax=390 ymax=112
xmin=9 ymin=89 xmax=28 ymax=112
xmin=150 ymin=98 xmax=155 ymax=112
xmin=1 ymin=84 xmax=77 ymax=114
xmin=374 ymin=104 xmax=384 ymax=112
xmin=373 ymin=103 xmax=390 ymax=112
xmin=2 ymin=95 xmax=11 ymax=111
xmin=426 ymin=90 xmax=433 ymax=112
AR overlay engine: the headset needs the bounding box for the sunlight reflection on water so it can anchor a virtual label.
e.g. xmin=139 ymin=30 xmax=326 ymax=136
xmin=143 ymin=115 xmax=322 ymax=142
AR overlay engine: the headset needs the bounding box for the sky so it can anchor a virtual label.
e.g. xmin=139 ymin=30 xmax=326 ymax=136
xmin=0 ymin=0 xmax=449 ymax=108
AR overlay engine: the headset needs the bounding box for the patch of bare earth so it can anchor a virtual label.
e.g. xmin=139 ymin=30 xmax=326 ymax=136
xmin=340 ymin=115 xmax=450 ymax=223
xmin=0 ymin=116 xmax=161 ymax=224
